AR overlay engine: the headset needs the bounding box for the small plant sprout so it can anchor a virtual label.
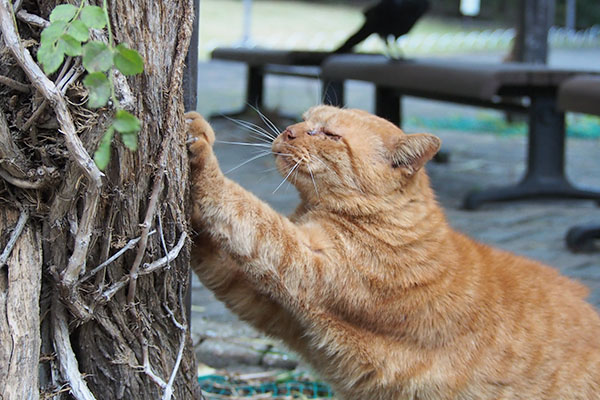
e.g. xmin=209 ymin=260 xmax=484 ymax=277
xmin=38 ymin=1 xmax=144 ymax=170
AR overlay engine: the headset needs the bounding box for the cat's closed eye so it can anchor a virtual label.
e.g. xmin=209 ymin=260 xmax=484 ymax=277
xmin=324 ymin=131 xmax=341 ymax=141
xmin=307 ymin=128 xmax=341 ymax=141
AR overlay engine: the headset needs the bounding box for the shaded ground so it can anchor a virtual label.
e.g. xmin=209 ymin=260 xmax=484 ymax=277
xmin=192 ymin=49 xmax=600 ymax=375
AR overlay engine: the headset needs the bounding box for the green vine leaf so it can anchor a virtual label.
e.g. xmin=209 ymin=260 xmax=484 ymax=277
xmin=67 ymin=20 xmax=90 ymax=42
xmin=59 ymin=34 xmax=83 ymax=57
xmin=113 ymin=110 xmax=140 ymax=151
xmin=37 ymin=41 xmax=65 ymax=75
xmin=80 ymin=5 xmax=107 ymax=30
xmin=120 ymin=131 xmax=138 ymax=151
xmin=82 ymin=41 xmax=113 ymax=72
xmin=49 ymin=4 xmax=78 ymax=23
xmin=94 ymin=127 xmax=114 ymax=170
xmin=40 ymin=1 xmax=146 ymax=169
xmin=40 ymin=20 xmax=67 ymax=44
xmin=113 ymin=110 xmax=141 ymax=133
xmin=113 ymin=44 xmax=144 ymax=76
xmin=83 ymin=72 xmax=111 ymax=108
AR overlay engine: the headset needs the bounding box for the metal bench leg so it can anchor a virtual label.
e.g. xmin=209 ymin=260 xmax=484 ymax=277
xmin=246 ymin=65 xmax=264 ymax=108
xmin=375 ymin=87 xmax=401 ymax=126
xmin=375 ymin=87 xmax=449 ymax=163
xmin=464 ymin=93 xmax=600 ymax=209
xmin=322 ymin=80 xmax=345 ymax=107
xmin=566 ymin=224 xmax=600 ymax=252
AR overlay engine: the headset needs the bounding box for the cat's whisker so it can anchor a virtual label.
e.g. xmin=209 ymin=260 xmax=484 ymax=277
xmin=273 ymin=160 xmax=301 ymax=194
xmin=215 ymin=140 xmax=272 ymax=148
xmin=223 ymin=115 xmax=276 ymax=142
xmin=225 ymin=151 xmax=272 ymax=174
xmin=248 ymin=104 xmax=281 ymax=138
xmin=246 ymin=131 xmax=274 ymax=145
xmin=307 ymin=164 xmax=319 ymax=199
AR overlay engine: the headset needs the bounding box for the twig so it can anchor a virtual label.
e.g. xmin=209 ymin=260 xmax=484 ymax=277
xmin=0 ymin=107 xmax=28 ymax=178
xmin=0 ymin=0 xmax=103 ymax=286
xmin=162 ymin=329 xmax=186 ymax=400
xmin=126 ymin=173 xmax=164 ymax=304
xmin=0 ymin=74 xmax=29 ymax=92
xmin=163 ymin=303 xmax=186 ymax=331
xmin=161 ymin=288 xmax=188 ymax=400
xmin=99 ymin=232 xmax=187 ymax=303
xmin=0 ymin=166 xmax=47 ymax=189
xmin=21 ymin=100 xmax=47 ymax=131
xmin=157 ymin=211 xmax=170 ymax=269
xmin=51 ymin=297 xmax=97 ymax=400
xmin=16 ymin=9 xmax=48 ymax=28
xmin=58 ymin=66 xmax=84 ymax=94
xmin=139 ymin=340 xmax=167 ymax=389
xmin=79 ymin=230 xmax=157 ymax=284
xmin=0 ymin=208 xmax=28 ymax=267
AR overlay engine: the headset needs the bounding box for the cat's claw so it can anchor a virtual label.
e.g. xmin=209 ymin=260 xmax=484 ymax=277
xmin=185 ymin=111 xmax=215 ymax=147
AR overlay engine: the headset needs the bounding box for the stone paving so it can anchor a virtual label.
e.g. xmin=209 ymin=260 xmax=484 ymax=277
xmin=191 ymin=50 xmax=600 ymax=372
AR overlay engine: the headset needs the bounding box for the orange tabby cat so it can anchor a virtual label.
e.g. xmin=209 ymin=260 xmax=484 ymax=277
xmin=187 ymin=106 xmax=600 ymax=400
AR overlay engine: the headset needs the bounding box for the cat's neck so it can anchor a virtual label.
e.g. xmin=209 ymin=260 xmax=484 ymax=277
xmin=300 ymin=171 xmax=443 ymax=220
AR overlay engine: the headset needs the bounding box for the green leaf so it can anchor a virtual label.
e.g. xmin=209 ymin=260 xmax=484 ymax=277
xmin=113 ymin=110 xmax=141 ymax=133
xmin=67 ymin=20 xmax=89 ymax=42
xmin=83 ymin=72 xmax=111 ymax=108
xmin=82 ymin=41 xmax=113 ymax=72
xmin=80 ymin=5 xmax=107 ymax=29
xmin=59 ymin=34 xmax=82 ymax=57
xmin=49 ymin=4 xmax=78 ymax=22
xmin=113 ymin=44 xmax=144 ymax=76
xmin=37 ymin=41 xmax=65 ymax=75
xmin=94 ymin=127 xmax=114 ymax=170
xmin=40 ymin=21 xmax=67 ymax=45
xmin=120 ymin=131 xmax=138 ymax=151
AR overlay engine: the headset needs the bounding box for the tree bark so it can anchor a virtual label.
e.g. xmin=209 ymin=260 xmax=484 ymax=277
xmin=0 ymin=0 xmax=201 ymax=398
xmin=0 ymin=208 xmax=41 ymax=400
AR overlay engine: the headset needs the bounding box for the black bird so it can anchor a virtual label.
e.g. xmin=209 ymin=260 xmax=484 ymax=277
xmin=334 ymin=0 xmax=430 ymax=56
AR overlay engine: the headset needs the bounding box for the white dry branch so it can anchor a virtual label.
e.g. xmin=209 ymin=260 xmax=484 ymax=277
xmin=52 ymin=298 xmax=97 ymax=400
xmin=16 ymin=8 xmax=49 ymax=28
xmin=0 ymin=209 xmax=29 ymax=268
xmin=79 ymin=230 xmax=157 ymax=284
xmin=0 ymin=0 xmax=102 ymax=287
xmin=99 ymin=232 xmax=187 ymax=303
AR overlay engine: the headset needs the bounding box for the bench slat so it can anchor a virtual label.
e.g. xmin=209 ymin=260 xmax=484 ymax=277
xmin=558 ymin=75 xmax=600 ymax=116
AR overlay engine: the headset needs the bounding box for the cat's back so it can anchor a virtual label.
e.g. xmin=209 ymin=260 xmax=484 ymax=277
xmin=447 ymin=231 xmax=600 ymax=398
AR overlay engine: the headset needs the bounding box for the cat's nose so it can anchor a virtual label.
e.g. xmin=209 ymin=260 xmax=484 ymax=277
xmin=284 ymin=128 xmax=296 ymax=141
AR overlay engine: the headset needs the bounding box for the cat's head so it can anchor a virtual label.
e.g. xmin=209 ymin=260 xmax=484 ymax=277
xmin=272 ymin=105 xmax=440 ymax=209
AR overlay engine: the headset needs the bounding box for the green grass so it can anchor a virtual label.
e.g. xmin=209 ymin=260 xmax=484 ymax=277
xmin=199 ymin=0 xmax=504 ymax=59
xmin=406 ymin=113 xmax=600 ymax=139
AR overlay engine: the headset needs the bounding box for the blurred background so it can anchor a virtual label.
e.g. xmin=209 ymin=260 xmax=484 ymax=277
xmin=196 ymin=0 xmax=600 ymax=137
xmin=192 ymin=3 xmax=600 ymax=395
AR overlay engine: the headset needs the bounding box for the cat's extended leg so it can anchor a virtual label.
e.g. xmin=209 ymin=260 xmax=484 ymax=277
xmin=191 ymin=226 xmax=305 ymax=341
xmin=186 ymin=112 xmax=325 ymax=314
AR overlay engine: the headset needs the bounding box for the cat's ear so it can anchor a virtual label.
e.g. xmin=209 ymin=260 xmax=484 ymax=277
xmin=390 ymin=133 xmax=441 ymax=175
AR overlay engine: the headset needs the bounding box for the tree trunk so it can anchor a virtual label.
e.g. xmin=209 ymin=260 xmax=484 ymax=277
xmin=0 ymin=0 xmax=201 ymax=398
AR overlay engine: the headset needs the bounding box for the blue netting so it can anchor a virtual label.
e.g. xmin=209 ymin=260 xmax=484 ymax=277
xmin=198 ymin=374 xmax=334 ymax=398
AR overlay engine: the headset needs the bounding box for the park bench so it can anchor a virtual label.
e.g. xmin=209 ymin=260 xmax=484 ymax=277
xmin=558 ymin=75 xmax=600 ymax=252
xmin=210 ymin=47 xmax=332 ymax=114
xmin=320 ymin=54 xmax=600 ymax=209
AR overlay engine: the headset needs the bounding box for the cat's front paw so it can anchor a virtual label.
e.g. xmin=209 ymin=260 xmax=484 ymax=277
xmin=186 ymin=111 xmax=215 ymax=147
xmin=186 ymin=111 xmax=216 ymax=169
